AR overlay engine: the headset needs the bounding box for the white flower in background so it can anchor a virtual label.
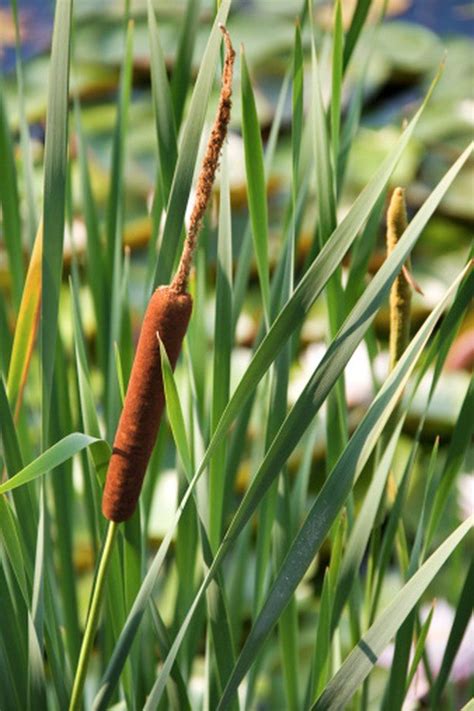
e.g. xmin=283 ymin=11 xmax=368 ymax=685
xmin=379 ymin=600 xmax=474 ymax=709
xmin=457 ymin=474 xmax=474 ymax=522
xmin=289 ymin=342 xmax=378 ymax=408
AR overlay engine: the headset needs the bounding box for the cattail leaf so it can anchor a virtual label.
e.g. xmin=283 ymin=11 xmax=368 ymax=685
xmin=158 ymin=337 xmax=192 ymax=477
xmin=308 ymin=568 xmax=332 ymax=703
xmin=0 ymin=570 xmax=28 ymax=710
xmin=331 ymin=0 xmax=344 ymax=172
xmin=215 ymin=259 xmax=471 ymax=711
xmin=312 ymin=517 xmax=473 ymax=710
xmin=0 ymin=434 xmax=109 ymax=495
xmin=241 ymin=49 xmax=271 ymax=321
xmin=7 ymin=222 xmax=42 ymax=420
xmin=73 ymin=100 xmax=107 ymax=373
xmin=331 ymin=419 xmax=403 ymax=631
xmin=153 ymin=0 xmax=231 ymax=288
xmin=70 ymin=275 xmax=109 ymax=488
xmin=0 ymin=77 xmax=24 ymax=307
xmin=105 ymin=21 xmax=134 ymax=440
xmin=0 ymin=376 xmax=38 ymax=551
xmin=309 ymin=6 xmax=347 ymax=469
xmin=0 ymin=495 xmax=29 ymax=602
xmin=210 ymin=144 xmax=233 ymax=550
xmin=343 ymin=0 xmax=373 ymax=71
xmin=105 ymin=19 xmax=134 ymax=276
xmin=41 ymin=0 xmax=73 ymax=443
xmin=170 ymin=0 xmax=202 ymax=129
xmin=93 ymin=90 xmax=449 ymax=702
xmin=405 ymin=603 xmax=434 ymax=692
xmin=147 ymin=0 xmax=177 ymax=199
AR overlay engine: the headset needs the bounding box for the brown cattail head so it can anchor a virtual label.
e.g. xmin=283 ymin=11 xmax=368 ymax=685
xmin=102 ymin=27 xmax=235 ymax=522
xmin=172 ymin=25 xmax=235 ymax=295
xmin=386 ymin=187 xmax=412 ymax=371
xmin=102 ymin=286 xmax=192 ymax=522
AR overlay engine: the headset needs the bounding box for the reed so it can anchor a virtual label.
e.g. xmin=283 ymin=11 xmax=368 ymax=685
xmin=70 ymin=24 xmax=235 ymax=710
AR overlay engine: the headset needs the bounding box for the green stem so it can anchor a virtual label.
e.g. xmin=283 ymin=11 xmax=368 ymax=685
xmin=69 ymin=521 xmax=119 ymax=711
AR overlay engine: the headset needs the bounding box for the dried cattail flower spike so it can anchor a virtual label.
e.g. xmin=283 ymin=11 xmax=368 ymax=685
xmin=386 ymin=187 xmax=412 ymax=371
xmin=101 ymin=25 xmax=235 ymax=523
xmin=172 ymin=24 xmax=235 ymax=295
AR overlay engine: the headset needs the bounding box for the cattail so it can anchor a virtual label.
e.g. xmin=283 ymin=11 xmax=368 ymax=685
xmin=102 ymin=25 xmax=235 ymax=522
xmin=386 ymin=187 xmax=412 ymax=371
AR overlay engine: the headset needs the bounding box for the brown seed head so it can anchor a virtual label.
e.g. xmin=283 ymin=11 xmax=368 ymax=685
xmin=172 ymin=25 xmax=235 ymax=294
xmin=102 ymin=286 xmax=192 ymax=522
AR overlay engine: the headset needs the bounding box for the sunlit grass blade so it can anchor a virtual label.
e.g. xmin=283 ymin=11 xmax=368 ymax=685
xmin=41 ymin=0 xmax=73 ymax=442
xmin=10 ymin=0 xmax=37 ymax=245
xmin=73 ymin=101 xmax=107 ymax=373
xmin=104 ymin=21 xmax=134 ymax=441
xmin=0 ymin=375 xmax=38 ymax=551
xmin=105 ymin=19 xmax=134 ymax=277
xmin=241 ymin=48 xmax=271 ymax=321
xmin=312 ymin=517 xmax=473 ymax=710
xmin=48 ymin=335 xmax=81 ymax=668
xmin=160 ymin=335 xmax=237 ymax=698
xmin=147 ymin=0 xmax=178 ymax=199
xmin=309 ymin=7 xmax=347 ymax=469
xmin=7 ymin=222 xmax=42 ymax=420
xmin=0 ymin=434 xmax=108 ymax=495
xmin=170 ymin=0 xmax=202 ymax=129
xmin=0 ymin=495 xmax=29 ymax=601
xmin=331 ymin=0 xmax=343 ymax=178
xmin=343 ymin=0 xmax=372 ymax=71
xmin=310 ymin=567 xmax=332 ymax=702
xmin=210 ymin=145 xmax=233 ymax=550
xmin=405 ymin=603 xmax=434 ymax=692
xmin=331 ymin=419 xmax=404 ymax=631
xmin=215 ymin=260 xmax=471 ymax=708
xmin=0 ymin=76 xmax=24 ymax=307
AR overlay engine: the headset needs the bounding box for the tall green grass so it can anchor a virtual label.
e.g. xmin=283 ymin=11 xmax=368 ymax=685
xmin=0 ymin=1 xmax=472 ymax=710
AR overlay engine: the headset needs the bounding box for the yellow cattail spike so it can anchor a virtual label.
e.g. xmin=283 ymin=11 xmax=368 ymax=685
xmin=386 ymin=187 xmax=412 ymax=371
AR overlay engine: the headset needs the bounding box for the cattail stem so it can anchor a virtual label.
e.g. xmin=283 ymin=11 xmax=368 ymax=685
xmin=387 ymin=187 xmax=412 ymax=371
xmin=69 ymin=521 xmax=118 ymax=711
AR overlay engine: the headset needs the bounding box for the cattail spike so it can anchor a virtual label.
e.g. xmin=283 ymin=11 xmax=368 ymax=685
xmin=102 ymin=287 xmax=192 ymax=522
xmin=386 ymin=187 xmax=412 ymax=371
xmin=102 ymin=28 xmax=235 ymax=522
xmin=172 ymin=24 xmax=235 ymax=294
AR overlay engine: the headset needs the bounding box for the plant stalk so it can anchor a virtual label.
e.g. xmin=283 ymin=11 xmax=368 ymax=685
xmin=69 ymin=521 xmax=119 ymax=711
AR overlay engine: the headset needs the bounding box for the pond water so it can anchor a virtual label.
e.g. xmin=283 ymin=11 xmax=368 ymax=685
xmin=0 ymin=0 xmax=473 ymax=74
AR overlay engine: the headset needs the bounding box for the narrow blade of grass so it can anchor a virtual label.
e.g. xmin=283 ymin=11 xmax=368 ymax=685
xmin=241 ymin=49 xmax=271 ymax=321
xmin=41 ymin=0 xmax=74 ymax=442
xmin=147 ymin=0 xmax=178 ymax=198
xmin=0 ymin=76 xmax=24 ymax=307
xmin=0 ymin=434 xmax=108 ymax=495
xmin=312 ymin=517 xmax=473 ymax=710
xmin=210 ymin=145 xmax=233 ymax=550
xmin=7 ymin=222 xmax=42 ymax=420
